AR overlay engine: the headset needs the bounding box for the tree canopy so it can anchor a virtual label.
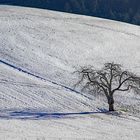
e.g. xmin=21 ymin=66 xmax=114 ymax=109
xmin=75 ymin=62 xmax=140 ymax=111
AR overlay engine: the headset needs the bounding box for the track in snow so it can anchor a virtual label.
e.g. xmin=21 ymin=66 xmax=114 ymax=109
xmin=0 ymin=59 xmax=92 ymax=100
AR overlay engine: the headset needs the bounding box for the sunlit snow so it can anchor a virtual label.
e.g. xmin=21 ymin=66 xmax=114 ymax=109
xmin=0 ymin=5 xmax=140 ymax=140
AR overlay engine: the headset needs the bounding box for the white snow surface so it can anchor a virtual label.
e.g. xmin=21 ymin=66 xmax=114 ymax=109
xmin=0 ymin=5 xmax=140 ymax=140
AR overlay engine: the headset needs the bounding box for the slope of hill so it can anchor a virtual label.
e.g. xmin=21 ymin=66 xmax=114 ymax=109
xmin=0 ymin=0 xmax=140 ymax=25
xmin=0 ymin=5 xmax=140 ymax=139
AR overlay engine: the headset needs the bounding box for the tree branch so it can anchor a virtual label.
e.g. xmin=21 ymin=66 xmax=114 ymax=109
xmin=113 ymin=76 xmax=132 ymax=92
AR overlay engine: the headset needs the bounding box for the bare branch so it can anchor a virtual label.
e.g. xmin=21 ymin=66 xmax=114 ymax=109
xmin=74 ymin=62 xmax=140 ymax=99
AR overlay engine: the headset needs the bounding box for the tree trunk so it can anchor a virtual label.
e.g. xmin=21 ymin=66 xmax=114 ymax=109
xmin=108 ymin=96 xmax=115 ymax=111
xmin=109 ymin=103 xmax=114 ymax=111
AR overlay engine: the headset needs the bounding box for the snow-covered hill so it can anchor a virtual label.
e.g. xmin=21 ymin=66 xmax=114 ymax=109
xmin=0 ymin=5 xmax=140 ymax=140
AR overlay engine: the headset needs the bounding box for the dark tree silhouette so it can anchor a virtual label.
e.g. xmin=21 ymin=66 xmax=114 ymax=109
xmin=75 ymin=63 xmax=140 ymax=111
xmin=1 ymin=0 xmax=140 ymax=25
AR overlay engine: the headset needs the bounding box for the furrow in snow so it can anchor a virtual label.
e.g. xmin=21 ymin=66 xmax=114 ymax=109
xmin=0 ymin=59 xmax=92 ymax=100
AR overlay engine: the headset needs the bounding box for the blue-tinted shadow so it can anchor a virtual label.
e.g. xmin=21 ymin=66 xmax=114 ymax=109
xmin=0 ymin=108 xmax=109 ymax=120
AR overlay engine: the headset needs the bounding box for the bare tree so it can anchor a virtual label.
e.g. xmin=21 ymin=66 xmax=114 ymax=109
xmin=75 ymin=62 xmax=140 ymax=111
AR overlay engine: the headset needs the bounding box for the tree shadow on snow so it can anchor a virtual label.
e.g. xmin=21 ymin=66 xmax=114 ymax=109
xmin=0 ymin=108 xmax=110 ymax=120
